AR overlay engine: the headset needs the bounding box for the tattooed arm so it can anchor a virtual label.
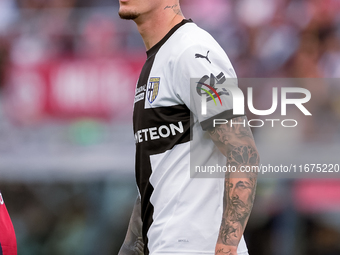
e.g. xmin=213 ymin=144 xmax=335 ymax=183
xmin=208 ymin=116 xmax=259 ymax=255
xmin=118 ymin=196 xmax=144 ymax=255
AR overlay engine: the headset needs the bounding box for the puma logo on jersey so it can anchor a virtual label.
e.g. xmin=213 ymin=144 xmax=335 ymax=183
xmin=0 ymin=193 xmax=4 ymax=205
xmin=195 ymin=51 xmax=211 ymax=64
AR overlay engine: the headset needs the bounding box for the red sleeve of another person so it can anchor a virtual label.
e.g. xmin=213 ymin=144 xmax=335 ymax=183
xmin=0 ymin=192 xmax=17 ymax=255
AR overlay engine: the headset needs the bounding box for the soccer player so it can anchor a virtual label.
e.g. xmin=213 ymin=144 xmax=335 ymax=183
xmin=0 ymin=192 xmax=17 ymax=255
xmin=118 ymin=0 xmax=259 ymax=255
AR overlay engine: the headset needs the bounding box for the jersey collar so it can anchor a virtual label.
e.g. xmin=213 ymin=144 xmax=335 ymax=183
xmin=146 ymin=19 xmax=193 ymax=59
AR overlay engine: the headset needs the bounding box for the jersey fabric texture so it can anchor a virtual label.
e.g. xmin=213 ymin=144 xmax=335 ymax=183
xmin=0 ymin=192 xmax=17 ymax=255
xmin=133 ymin=19 xmax=248 ymax=255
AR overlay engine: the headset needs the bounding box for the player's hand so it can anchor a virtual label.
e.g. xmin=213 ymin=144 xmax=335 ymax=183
xmin=118 ymin=237 xmax=144 ymax=255
xmin=215 ymin=244 xmax=238 ymax=255
xmin=133 ymin=237 xmax=144 ymax=254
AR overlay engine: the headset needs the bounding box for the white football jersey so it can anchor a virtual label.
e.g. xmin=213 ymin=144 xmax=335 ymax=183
xmin=133 ymin=19 xmax=248 ymax=255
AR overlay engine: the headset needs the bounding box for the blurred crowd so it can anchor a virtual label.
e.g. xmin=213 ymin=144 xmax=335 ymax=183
xmin=0 ymin=0 xmax=340 ymax=255
xmin=0 ymin=0 xmax=339 ymax=81
xmin=0 ymin=0 xmax=339 ymax=139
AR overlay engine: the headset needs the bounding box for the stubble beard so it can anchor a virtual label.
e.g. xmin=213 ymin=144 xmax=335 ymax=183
xmin=118 ymin=9 xmax=140 ymax=20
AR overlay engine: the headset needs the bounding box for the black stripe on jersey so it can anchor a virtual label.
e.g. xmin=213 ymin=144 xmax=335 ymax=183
xmin=200 ymin=109 xmax=245 ymax=131
xmin=0 ymin=243 xmax=3 ymax=255
xmin=135 ymin=105 xmax=191 ymax=153
xmin=133 ymin=19 xmax=193 ymax=255
xmin=133 ymin=50 xmax=156 ymax=255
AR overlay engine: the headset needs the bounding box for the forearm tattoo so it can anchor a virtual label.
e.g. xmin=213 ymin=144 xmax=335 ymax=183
xmin=216 ymin=248 xmax=233 ymax=255
xmin=118 ymin=197 xmax=144 ymax=255
xmin=208 ymin=116 xmax=259 ymax=252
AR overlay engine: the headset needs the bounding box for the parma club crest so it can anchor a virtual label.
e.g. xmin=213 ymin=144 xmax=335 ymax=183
xmin=147 ymin=77 xmax=160 ymax=103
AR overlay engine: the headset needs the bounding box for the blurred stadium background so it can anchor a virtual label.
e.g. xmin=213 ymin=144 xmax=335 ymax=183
xmin=0 ymin=0 xmax=340 ymax=254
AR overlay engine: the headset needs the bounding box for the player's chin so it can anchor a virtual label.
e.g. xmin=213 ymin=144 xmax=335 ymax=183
xmin=118 ymin=9 xmax=140 ymax=20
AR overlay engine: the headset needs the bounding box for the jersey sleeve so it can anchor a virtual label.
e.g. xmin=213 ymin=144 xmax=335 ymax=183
xmin=172 ymin=43 xmax=243 ymax=131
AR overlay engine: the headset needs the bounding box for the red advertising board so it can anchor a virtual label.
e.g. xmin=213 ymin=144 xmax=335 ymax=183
xmin=3 ymin=56 xmax=144 ymax=123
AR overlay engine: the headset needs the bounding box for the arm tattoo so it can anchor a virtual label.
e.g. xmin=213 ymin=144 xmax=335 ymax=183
xmin=216 ymin=248 xmax=234 ymax=255
xmin=118 ymin=197 xmax=144 ymax=255
xmin=228 ymin=145 xmax=258 ymax=167
xmin=209 ymin=116 xmax=259 ymax=250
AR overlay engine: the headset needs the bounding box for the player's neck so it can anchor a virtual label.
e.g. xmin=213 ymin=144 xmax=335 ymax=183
xmin=135 ymin=9 xmax=185 ymax=51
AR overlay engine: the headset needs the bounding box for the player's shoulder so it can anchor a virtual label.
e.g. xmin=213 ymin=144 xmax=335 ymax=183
xmin=167 ymin=22 xmax=228 ymax=63
xmin=177 ymin=22 xmax=214 ymax=41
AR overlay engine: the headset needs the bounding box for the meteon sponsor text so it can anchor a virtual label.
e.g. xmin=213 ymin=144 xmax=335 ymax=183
xmin=134 ymin=121 xmax=184 ymax=144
